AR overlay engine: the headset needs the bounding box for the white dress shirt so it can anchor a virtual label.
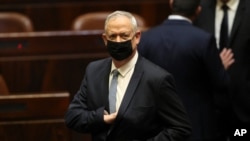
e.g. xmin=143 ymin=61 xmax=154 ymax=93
xmin=109 ymin=51 xmax=138 ymax=112
xmin=215 ymin=0 xmax=239 ymax=48
xmin=168 ymin=15 xmax=192 ymax=23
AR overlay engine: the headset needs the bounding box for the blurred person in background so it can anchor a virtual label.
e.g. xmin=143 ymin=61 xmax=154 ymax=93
xmin=139 ymin=0 xmax=232 ymax=140
xmin=194 ymin=0 xmax=250 ymax=140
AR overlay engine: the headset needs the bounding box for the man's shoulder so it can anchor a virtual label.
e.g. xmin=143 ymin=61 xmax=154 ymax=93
xmin=142 ymin=25 xmax=164 ymax=36
xmin=87 ymin=58 xmax=111 ymax=70
xmin=191 ymin=25 xmax=212 ymax=36
xmin=139 ymin=56 xmax=172 ymax=76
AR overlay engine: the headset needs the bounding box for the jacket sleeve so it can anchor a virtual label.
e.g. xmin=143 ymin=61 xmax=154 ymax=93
xmin=64 ymin=74 xmax=108 ymax=133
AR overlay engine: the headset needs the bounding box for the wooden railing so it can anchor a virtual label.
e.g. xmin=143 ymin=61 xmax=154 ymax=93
xmin=0 ymin=30 xmax=108 ymax=96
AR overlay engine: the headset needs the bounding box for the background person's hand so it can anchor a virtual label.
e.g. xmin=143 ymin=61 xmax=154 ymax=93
xmin=220 ymin=48 xmax=235 ymax=70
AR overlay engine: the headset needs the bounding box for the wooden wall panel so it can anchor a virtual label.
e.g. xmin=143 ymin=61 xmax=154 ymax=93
xmin=0 ymin=1 xmax=170 ymax=31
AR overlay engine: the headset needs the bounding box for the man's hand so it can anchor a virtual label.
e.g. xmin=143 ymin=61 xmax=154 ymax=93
xmin=220 ymin=48 xmax=235 ymax=70
xmin=104 ymin=110 xmax=117 ymax=124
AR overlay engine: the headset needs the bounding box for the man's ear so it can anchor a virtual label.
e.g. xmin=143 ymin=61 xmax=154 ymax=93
xmin=169 ymin=0 xmax=174 ymax=10
xmin=191 ymin=5 xmax=202 ymax=21
xmin=195 ymin=6 xmax=202 ymax=17
xmin=135 ymin=31 xmax=141 ymax=45
xmin=102 ymin=33 xmax=107 ymax=45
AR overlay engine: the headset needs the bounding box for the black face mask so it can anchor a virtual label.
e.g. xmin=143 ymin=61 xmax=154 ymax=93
xmin=107 ymin=40 xmax=133 ymax=60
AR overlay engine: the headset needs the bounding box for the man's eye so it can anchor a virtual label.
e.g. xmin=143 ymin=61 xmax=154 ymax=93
xmin=109 ymin=35 xmax=116 ymax=39
xmin=121 ymin=35 xmax=129 ymax=39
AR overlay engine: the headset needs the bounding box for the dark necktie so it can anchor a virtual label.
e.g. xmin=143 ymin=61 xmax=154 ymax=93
xmin=109 ymin=69 xmax=119 ymax=114
xmin=219 ymin=4 xmax=229 ymax=51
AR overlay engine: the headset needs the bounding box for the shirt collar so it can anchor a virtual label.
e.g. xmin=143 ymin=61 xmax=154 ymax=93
xmin=217 ymin=0 xmax=239 ymax=11
xmin=168 ymin=15 xmax=192 ymax=23
xmin=111 ymin=51 xmax=138 ymax=77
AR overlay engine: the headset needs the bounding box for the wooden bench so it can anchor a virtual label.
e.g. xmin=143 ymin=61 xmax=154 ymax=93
xmin=0 ymin=92 xmax=71 ymax=141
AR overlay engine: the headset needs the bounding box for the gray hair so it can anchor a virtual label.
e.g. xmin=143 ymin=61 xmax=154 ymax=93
xmin=104 ymin=10 xmax=138 ymax=32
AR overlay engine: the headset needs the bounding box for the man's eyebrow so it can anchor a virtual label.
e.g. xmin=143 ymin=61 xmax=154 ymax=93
xmin=109 ymin=32 xmax=131 ymax=35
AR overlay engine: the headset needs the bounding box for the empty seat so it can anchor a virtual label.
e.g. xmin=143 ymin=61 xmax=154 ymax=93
xmin=0 ymin=12 xmax=33 ymax=33
xmin=72 ymin=11 xmax=147 ymax=31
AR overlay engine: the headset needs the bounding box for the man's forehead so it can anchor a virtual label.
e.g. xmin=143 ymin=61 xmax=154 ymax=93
xmin=106 ymin=25 xmax=133 ymax=35
xmin=105 ymin=16 xmax=134 ymax=35
xmin=107 ymin=29 xmax=132 ymax=34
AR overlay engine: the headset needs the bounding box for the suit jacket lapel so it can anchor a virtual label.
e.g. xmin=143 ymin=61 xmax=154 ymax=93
xmin=115 ymin=56 xmax=144 ymax=123
xmin=229 ymin=0 xmax=246 ymax=47
xmin=100 ymin=58 xmax=112 ymax=109
xmin=107 ymin=56 xmax=144 ymax=136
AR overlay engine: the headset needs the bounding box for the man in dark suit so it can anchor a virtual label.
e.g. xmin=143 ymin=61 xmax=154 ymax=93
xmin=194 ymin=0 xmax=250 ymax=140
xmin=65 ymin=10 xmax=191 ymax=141
xmin=138 ymin=0 xmax=231 ymax=141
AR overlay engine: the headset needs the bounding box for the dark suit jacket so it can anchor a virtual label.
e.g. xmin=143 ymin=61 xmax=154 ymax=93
xmin=65 ymin=55 xmax=191 ymax=141
xmin=194 ymin=0 xmax=250 ymax=123
xmin=138 ymin=19 xmax=229 ymax=141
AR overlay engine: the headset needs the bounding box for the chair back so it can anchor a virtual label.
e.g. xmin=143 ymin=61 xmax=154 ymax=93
xmin=0 ymin=12 xmax=33 ymax=33
xmin=0 ymin=75 xmax=9 ymax=95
